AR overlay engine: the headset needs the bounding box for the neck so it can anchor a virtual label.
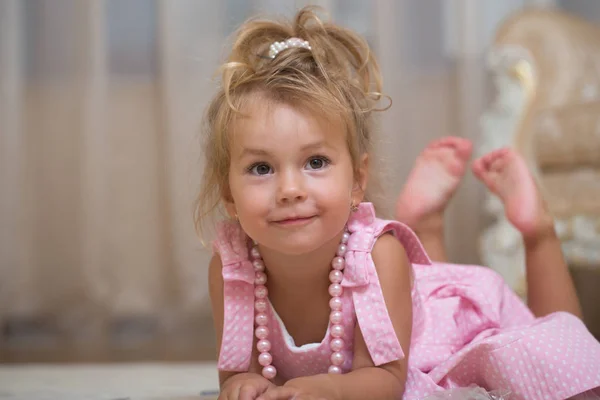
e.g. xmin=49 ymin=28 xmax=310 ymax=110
xmin=259 ymin=230 xmax=344 ymax=298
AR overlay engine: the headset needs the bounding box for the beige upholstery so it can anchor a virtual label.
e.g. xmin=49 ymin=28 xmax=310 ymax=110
xmin=495 ymin=8 xmax=600 ymax=223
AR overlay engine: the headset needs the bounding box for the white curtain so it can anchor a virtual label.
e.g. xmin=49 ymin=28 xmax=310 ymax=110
xmin=0 ymin=0 xmax=574 ymax=354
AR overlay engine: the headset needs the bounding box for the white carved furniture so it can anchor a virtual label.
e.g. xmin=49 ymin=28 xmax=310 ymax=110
xmin=479 ymin=8 xmax=600 ymax=310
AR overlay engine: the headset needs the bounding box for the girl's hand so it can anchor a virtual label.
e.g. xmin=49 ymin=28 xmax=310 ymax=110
xmin=255 ymin=376 xmax=336 ymax=400
xmin=256 ymin=387 xmax=327 ymax=400
xmin=219 ymin=373 xmax=276 ymax=400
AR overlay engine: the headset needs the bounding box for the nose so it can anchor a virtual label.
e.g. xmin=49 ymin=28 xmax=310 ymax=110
xmin=277 ymin=169 xmax=307 ymax=204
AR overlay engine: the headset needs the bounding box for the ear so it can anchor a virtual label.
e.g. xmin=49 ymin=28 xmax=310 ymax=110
xmin=352 ymin=153 xmax=369 ymax=204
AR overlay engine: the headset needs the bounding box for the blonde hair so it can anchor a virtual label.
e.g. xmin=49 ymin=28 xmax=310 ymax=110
xmin=194 ymin=6 xmax=389 ymax=240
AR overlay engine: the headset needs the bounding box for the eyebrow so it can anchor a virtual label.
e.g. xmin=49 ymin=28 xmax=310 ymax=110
xmin=239 ymin=141 xmax=329 ymax=157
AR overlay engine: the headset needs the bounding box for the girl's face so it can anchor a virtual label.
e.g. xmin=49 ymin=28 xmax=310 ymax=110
xmin=225 ymin=100 xmax=367 ymax=256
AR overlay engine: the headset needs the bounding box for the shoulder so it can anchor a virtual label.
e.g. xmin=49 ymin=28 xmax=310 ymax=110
xmin=371 ymin=232 xmax=411 ymax=281
xmin=208 ymin=253 xmax=224 ymax=298
xmin=209 ymin=253 xmax=223 ymax=276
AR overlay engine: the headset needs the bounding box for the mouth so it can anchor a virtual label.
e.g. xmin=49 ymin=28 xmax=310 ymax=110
xmin=272 ymin=215 xmax=316 ymax=226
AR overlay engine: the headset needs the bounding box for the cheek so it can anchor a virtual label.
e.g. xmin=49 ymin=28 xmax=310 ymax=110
xmin=313 ymin=172 xmax=354 ymax=203
xmin=229 ymin=176 xmax=273 ymax=211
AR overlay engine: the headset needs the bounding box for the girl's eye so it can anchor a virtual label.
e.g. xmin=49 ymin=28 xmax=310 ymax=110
xmin=306 ymin=157 xmax=329 ymax=170
xmin=249 ymin=163 xmax=273 ymax=175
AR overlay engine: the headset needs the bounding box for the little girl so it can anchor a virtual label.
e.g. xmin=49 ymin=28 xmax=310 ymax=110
xmin=198 ymin=7 xmax=600 ymax=400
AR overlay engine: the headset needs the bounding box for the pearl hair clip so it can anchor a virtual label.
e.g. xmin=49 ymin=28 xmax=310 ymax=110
xmin=268 ymin=37 xmax=312 ymax=59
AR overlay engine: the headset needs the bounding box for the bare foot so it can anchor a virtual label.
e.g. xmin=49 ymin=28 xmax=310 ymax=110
xmin=472 ymin=147 xmax=554 ymax=239
xmin=395 ymin=137 xmax=472 ymax=233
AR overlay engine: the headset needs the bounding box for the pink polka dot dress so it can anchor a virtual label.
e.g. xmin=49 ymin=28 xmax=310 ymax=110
xmin=213 ymin=203 xmax=600 ymax=399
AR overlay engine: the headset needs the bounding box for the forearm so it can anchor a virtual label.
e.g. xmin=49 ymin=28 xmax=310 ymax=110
xmin=524 ymin=232 xmax=582 ymax=318
xmin=285 ymin=367 xmax=404 ymax=400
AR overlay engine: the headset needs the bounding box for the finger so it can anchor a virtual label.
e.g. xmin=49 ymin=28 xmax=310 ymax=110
xmin=224 ymin=385 xmax=240 ymax=400
xmin=217 ymin=388 xmax=227 ymax=400
xmin=238 ymin=384 xmax=260 ymax=400
xmin=256 ymin=386 xmax=298 ymax=400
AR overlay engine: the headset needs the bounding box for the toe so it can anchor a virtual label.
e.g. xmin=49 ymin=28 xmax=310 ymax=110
xmin=471 ymin=157 xmax=485 ymax=179
xmin=451 ymin=138 xmax=473 ymax=160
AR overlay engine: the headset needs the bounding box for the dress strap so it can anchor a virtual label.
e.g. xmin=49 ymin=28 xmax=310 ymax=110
xmin=341 ymin=203 xmax=428 ymax=366
xmin=212 ymin=221 xmax=255 ymax=372
xmin=347 ymin=203 xmax=432 ymax=266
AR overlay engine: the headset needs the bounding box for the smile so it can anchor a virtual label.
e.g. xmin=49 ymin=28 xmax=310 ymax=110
xmin=272 ymin=216 xmax=316 ymax=227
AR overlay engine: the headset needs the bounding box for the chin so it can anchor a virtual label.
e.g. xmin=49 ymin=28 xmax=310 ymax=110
xmin=259 ymin=232 xmax=325 ymax=255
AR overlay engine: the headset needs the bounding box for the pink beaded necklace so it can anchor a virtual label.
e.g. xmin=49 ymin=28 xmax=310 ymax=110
xmin=250 ymin=229 xmax=351 ymax=380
